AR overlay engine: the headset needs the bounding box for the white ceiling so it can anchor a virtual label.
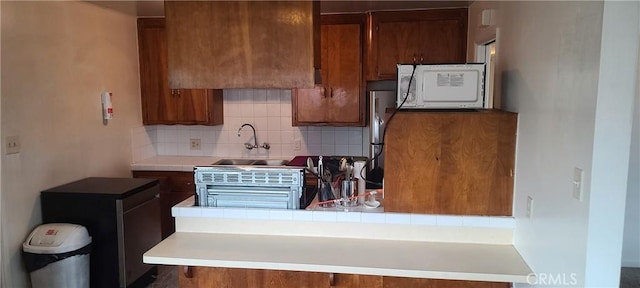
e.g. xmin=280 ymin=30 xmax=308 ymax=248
xmin=90 ymin=1 xmax=470 ymax=17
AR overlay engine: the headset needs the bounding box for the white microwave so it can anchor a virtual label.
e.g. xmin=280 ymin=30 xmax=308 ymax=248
xmin=397 ymin=63 xmax=486 ymax=109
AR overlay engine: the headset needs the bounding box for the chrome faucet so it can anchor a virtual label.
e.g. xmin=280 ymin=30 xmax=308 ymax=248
xmin=237 ymin=123 xmax=270 ymax=150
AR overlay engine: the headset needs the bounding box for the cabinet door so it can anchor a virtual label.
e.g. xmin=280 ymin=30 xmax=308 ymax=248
xmin=137 ymin=18 xmax=224 ymax=126
xmin=292 ymin=86 xmax=328 ymax=124
xmin=292 ymin=14 xmax=365 ymax=126
xmin=137 ymin=18 xmax=177 ymax=124
xmin=367 ymin=9 xmax=468 ymax=80
xmin=176 ymin=89 xmax=224 ymax=125
xmin=325 ymin=23 xmax=363 ymax=125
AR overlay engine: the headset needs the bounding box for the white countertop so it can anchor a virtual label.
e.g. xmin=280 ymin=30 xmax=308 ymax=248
xmin=144 ymin=198 xmax=531 ymax=283
xmin=144 ymin=232 xmax=532 ymax=283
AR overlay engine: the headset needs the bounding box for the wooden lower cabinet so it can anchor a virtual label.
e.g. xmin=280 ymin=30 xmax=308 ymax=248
xmin=132 ymin=171 xmax=194 ymax=239
xmin=178 ymin=267 xmax=510 ymax=288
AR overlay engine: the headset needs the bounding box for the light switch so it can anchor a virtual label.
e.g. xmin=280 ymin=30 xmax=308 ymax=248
xmin=573 ymin=167 xmax=584 ymax=201
xmin=526 ymin=196 xmax=533 ymax=218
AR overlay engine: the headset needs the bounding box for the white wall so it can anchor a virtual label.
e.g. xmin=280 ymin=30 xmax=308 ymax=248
xmin=0 ymin=1 xmax=3 ymax=285
xmin=469 ymin=1 xmax=637 ymax=287
xmin=131 ymin=89 xmax=368 ymax=160
xmin=584 ymin=2 xmax=638 ymax=285
xmin=0 ymin=2 xmax=141 ymax=287
xmin=622 ymin=49 xmax=640 ymax=268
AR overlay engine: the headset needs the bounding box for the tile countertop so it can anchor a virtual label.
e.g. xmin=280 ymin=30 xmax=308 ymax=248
xmin=130 ymin=156 xmax=298 ymax=172
xmin=144 ymin=197 xmax=533 ymax=284
xmin=131 ymin=156 xmax=222 ymax=171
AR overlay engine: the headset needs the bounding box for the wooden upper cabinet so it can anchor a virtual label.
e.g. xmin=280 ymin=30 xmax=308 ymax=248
xmin=292 ymin=14 xmax=365 ymax=126
xmin=137 ymin=18 xmax=223 ymax=126
xmin=164 ymin=1 xmax=316 ymax=89
xmin=384 ymin=110 xmax=517 ymax=216
xmin=366 ymin=8 xmax=468 ymax=80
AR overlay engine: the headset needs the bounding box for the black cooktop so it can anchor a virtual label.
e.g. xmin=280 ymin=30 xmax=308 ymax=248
xmin=41 ymin=177 xmax=158 ymax=199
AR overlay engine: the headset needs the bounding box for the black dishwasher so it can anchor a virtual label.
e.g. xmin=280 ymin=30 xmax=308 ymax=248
xmin=41 ymin=177 xmax=161 ymax=288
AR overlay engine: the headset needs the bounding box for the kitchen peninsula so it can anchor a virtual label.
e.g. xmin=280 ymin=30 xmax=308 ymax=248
xmin=142 ymin=197 xmax=533 ymax=287
xmin=133 ymin=153 xmax=532 ymax=287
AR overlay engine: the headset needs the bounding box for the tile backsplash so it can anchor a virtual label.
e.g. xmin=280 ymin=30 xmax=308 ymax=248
xmin=132 ymin=89 xmax=367 ymax=161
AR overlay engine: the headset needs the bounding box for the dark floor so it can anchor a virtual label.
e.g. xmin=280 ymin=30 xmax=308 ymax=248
xmin=147 ymin=265 xmax=178 ymax=288
xmin=146 ymin=265 xmax=640 ymax=287
xmin=621 ymin=267 xmax=640 ymax=288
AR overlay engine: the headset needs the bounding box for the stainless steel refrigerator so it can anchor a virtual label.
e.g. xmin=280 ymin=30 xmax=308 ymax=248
xmin=367 ymin=90 xmax=396 ymax=187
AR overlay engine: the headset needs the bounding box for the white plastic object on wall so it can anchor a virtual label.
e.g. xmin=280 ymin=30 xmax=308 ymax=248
xmin=101 ymin=92 xmax=113 ymax=120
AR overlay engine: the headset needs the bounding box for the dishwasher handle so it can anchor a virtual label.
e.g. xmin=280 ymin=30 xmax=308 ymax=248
xmin=121 ymin=185 xmax=160 ymax=213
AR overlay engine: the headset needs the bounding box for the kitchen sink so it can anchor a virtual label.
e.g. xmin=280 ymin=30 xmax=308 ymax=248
xmin=211 ymin=159 xmax=290 ymax=166
xmin=251 ymin=159 xmax=290 ymax=166
xmin=212 ymin=159 xmax=256 ymax=165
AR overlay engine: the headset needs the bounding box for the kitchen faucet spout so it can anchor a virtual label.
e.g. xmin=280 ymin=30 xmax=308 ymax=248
xmin=237 ymin=123 xmax=270 ymax=150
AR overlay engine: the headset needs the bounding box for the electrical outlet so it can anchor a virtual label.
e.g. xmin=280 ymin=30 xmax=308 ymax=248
xmin=190 ymin=138 xmax=201 ymax=150
xmin=526 ymin=196 xmax=533 ymax=218
xmin=294 ymin=139 xmax=301 ymax=150
xmin=5 ymin=135 xmax=20 ymax=154
xmin=573 ymin=167 xmax=584 ymax=201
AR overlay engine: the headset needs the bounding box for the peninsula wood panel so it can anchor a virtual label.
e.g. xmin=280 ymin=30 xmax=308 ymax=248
xmin=384 ymin=110 xmax=517 ymax=215
xmin=334 ymin=274 xmax=382 ymax=287
xmin=165 ymin=1 xmax=315 ymax=89
xmin=179 ymin=267 xmax=329 ymax=288
xmin=366 ymin=8 xmax=468 ymax=80
xmin=177 ymin=267 xmax=511 ymax=287
xmin=383 ymin=277 xmax=510 ymax=288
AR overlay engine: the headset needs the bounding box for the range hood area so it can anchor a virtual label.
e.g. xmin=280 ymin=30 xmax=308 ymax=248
xmin=164 ymin=1 xmax=318 ymax=89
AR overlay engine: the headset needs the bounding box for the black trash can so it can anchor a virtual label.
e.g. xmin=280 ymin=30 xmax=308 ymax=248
xmin=23 ymin=223 xmax=91 ymax=288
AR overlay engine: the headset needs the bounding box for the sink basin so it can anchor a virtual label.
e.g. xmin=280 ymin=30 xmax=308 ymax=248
xmin=252 ymin=159 xmax=290 ymax=166
xmin=211 ymin=159 xmax=290 ymax=166
xmin=212 ymin=159 xmax=256 ymax=165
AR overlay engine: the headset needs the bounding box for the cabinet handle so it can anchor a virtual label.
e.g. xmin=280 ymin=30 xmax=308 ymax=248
xmin=330 ymin=87 xmax=333 ymax=98
xmin=329 ymin=273 xmax=335 ymax=287
xmin=413 ymin=54 xmax=417 ymax=64
xmin=171 ymin=90 xmax=175 ymax=96
xmin=183 ymin=266 xmax=193 ymax=278
xmin=177 ymin=90 xmax=181 ymax=96
xmin=420 ymin=54 xmax=424 ymax=64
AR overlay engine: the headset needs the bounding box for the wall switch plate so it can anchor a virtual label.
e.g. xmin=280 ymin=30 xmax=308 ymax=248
xmin=573 ymin=167 xmax=584 ymax=201
xmin=294 ymin=139 xmax=301 ymax=151
xmin=526 ymin=196 xmax=533 ymax=218
xmin=5 ymin=135 xmax=20 ymax=154
xmin=190 ymin=138 xmax=201 ymax=150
